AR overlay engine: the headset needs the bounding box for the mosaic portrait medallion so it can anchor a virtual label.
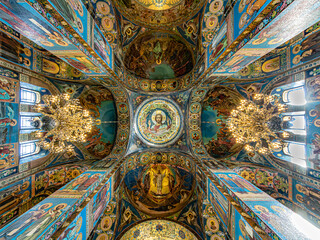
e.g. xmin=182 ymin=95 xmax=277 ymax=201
xmin=135 ymin=98 xmax=183 ymax=146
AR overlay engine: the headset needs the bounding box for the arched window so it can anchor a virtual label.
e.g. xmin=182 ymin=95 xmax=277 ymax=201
xmin=282 ymin=86 xmax=306 ymax=106
xmin=283 ymin=142 xmax=306 ymax=159
xmin=272 ymin=141 xmax=307 ymax=168
xmin=20 ymin=141 xmax=40 ymax=158
xmin=20 ymin=88 xmax=41 ymax=105
xmin=20 ymin=116 xmax=39 ymax=130
xmin=283 ymin=142 xmax=307 ymax=167
xmin=270 ymin=80 xmax=309 ymax=167
xmin=282 ymin=111 xmax=306 ymax=136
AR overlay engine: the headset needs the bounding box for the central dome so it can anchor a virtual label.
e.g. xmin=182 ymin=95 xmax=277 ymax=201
xmin=112 ymin=0 xmax=206 ymax=28
xmin=124 ymin=32 xmax=194 ymax=80
xmin=135 ymin=0 xmax=183 ymax=10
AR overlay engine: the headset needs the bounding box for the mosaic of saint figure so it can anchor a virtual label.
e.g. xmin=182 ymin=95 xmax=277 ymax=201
xmin=146 ymin=110 xmax=171 ymax=135
xmin=0 ymin=104 xmax=17 ymax=127
xmin=144 ymin=165 xmax=175 ymax=197
xmin=125 ymin=164 xmax=194 ymax=216
xmin=0 ymin=78 xmax=16 ymax=102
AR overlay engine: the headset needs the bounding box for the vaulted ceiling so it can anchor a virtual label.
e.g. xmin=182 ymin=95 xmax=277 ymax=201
xmin=1 ymin=0 xmax=320 ymax=239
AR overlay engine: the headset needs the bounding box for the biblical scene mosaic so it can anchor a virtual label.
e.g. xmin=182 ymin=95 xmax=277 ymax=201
xmin=201 ymin=86 xmax=243 ymax=159
xmin=124 ymin=32 xmax=194 ymax=80
xmin=124 ymin=164 xmax=195 ymax=216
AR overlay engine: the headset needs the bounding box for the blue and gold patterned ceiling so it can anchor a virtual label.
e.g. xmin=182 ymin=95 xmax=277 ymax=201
xmin=1 ymin=0 xmax=320 ymax=240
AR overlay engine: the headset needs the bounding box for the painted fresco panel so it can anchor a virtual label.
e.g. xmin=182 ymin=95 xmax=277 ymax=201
xmin=201 ymin=87 xmax=243 ymax=159
xmin=79 ymin=87 xmax=116 ymax=159
xmin=93 ymin=26 xmax=112 ymax=69
xmin=0 ymin=197 xmax=77 ymax=240
xmin=208 ymin=22 xmax=228 ymax=66
xmin=124 ymin=165 xmax=195 ymax=217
xmin=228 ymin=204 xmax=262 ymax=240
xmin=244 ymin=0 xmax=320 ymax=50
xmin=86 ymin=177 xmax=112 ymax=237
xmin=92 ymin=177 xmax=112 ymax=228
xmin=47 ymin=50 xmax=102 ymax=74
xmin=306 ymin=74 xmax=320 ymax=102
xmin=54 ymin=171 xmax=105 ymax=198
xmin=292 ymin=178 xmax=320 ymax=218
xmin=290 ymin=27 xmax=320 ymax=69
xmin=0 ymin=31 xmax=33 ymax=70
xmin=215 ymin=0 xmax=320 ymax=74
xmin=208 ymin=178 xmax=228 ymax=227
xmin=203 ymin=202 xmax=226 ymax=240
xmin=58 ymin=205 xmax=87 ymax=240
xmin=0 ymin=26 xmax=87 ymax=80
xmin=0 ymin=165 xmax=87 ymax=228
xmin=0 ymin=0 xmax=76 ymax=51
xmin=48 ymin=0 xmax=92 ymax=43
xmin=214 ymin=171 xmax=320 ymax=239
xmin=90 ymin=198 xmax=117 ymax=240
xmin=0 ymin=0 xmax=104 ymax=74
xmin=91 ymin=0 xmax=117 ymax=46
xmin=202 ymin=0 xmax=229 ymax=48
xmin=246 ymin=200 xmax=320 ymax=240
xmin=214 ymin=172 xmax=265 ymax=201
xmin=0 ymin=76 xmax=19 ymax=103
xmin=0 ymin=143 xmax=18 ymax=173
xmin=0 ymin=175 xmax=32 ymax=216
xmin=306 ymin=101 xmax=320 ymax=165
xmin=0 ymin=102 xmax=19 ymax=144
xmin=233 ymin=0 xmax=272 ymax=40
xmin=236 ymin=166 xmax=290 ymax=197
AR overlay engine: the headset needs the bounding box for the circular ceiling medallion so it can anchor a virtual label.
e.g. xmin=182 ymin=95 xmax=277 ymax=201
xmin=135 ymin=98 xmax=183 ymax=147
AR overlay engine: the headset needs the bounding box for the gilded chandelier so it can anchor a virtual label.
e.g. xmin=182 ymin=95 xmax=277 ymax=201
xmin=227 ymin=94 xmax=289 ymax=154
xmin=34 ymin=93 xmax=93 ymax=153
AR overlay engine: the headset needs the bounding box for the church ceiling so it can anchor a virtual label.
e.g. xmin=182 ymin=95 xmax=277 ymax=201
xmin=1 ymin=0 xmax=320 ymax=239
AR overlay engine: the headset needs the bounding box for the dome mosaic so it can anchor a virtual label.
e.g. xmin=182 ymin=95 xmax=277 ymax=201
xmin=112 ymin=0 xmax=206 ymax=28
xmin=124 ymin=32 xmax=194 ymax=80
xmin=119 ymin=220 xmax=198 ymax=239
xmin=135 ymin=0 xmax=183 ymax=10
